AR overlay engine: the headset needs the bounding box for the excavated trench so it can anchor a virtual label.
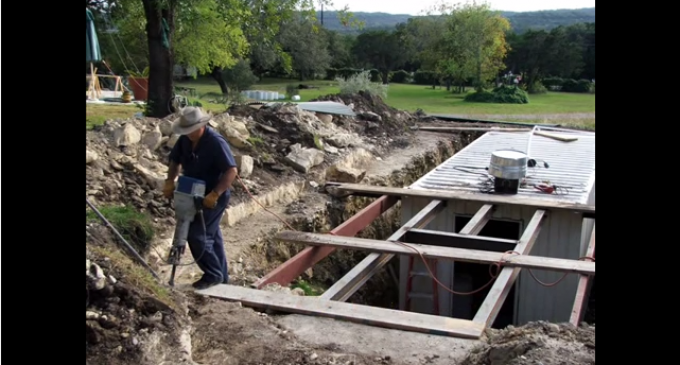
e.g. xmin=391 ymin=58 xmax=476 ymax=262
xmin=252 ymin=132 xmax=483 ymax=309
xmin=254 ymin=130 xmax=595 ymax=325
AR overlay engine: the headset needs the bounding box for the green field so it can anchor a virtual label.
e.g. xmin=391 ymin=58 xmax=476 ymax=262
xmin=86 ymin=77 xmax=595 ymax=129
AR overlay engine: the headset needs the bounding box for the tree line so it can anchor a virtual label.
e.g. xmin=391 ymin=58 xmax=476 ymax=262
xmin=87 ymin=0 xmax=595 ymax=117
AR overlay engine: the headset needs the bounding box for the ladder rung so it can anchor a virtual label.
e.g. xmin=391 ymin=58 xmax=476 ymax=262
xmin=409 ymin=271 xmax=431 ymax=277
xmin=408 ymin=293 xmax=434 ymax=299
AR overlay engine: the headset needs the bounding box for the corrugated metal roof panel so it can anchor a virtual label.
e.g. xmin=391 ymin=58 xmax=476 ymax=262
xmin=410 ymin=131 xmax=595 ymax=204
xmin=265 ymin=101 xmax=356 ymax=116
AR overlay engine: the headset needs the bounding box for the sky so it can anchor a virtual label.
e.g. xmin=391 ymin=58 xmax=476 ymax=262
xmin=330 ymin=0 xmax=595 ymax=15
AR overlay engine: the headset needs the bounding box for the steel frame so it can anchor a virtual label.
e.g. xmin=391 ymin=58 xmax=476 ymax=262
xmin=258 ymin=184 xmax=596 ymax=336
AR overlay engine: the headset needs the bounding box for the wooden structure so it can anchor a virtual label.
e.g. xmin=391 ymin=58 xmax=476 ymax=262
xmin=87 ymin=63 xmax=125 ymax=100
xmin=198 ymin=129 xmax=595 ymax=339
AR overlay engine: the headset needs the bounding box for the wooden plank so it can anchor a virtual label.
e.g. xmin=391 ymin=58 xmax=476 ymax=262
xmin=534 ymin=131 xmax=578 ymax=142
xmin=197 ymin=284 xmax=485 ymax=339
xmin=459 ymin=204 xmax=494 ymax=235
xmin=327 ymin=183 xmax=595 ymax=215
xmin=472 ymin=210 xmax=546 ymax=327
xmin=276 ymin=230 xmax=594 ymax=275
xmin=252 ymin=195 xmax=399 ymax=289
xmin=321 ymin=200 xmax=446 ymax=301
xmin=413 ymin=126 xmax=531 ymax=132
xmin=570 ymin=225 xmax=596 ymax=325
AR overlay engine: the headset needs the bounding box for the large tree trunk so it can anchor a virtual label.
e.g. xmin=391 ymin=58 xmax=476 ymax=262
xmin=210 ymin=66 xmax=229 ymax=95
xmin=142 ymin=0 xmax=176 ymax=118
xmin=381 ymin=70 xmax=389 ymax=85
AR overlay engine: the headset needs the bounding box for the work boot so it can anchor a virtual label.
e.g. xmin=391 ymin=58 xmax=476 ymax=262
xmin=191 ymin=278 xmax=221 ymax=290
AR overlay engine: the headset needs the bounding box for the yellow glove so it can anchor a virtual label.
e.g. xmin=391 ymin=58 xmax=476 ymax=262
xmin=162 ymin=180 xmax=175 ymax=199
xmin=203 ymin=191 xmax=220 ymax=209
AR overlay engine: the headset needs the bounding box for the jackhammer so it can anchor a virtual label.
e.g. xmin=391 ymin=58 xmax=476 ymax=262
xmin=167 ymin=176 xmax=207 ymax=287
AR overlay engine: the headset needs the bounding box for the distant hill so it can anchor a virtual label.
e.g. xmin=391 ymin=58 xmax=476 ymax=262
xmin=318 ymin=8 xmax=595 ymax=34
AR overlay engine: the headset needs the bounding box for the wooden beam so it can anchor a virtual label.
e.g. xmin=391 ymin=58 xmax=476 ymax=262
xmin=570 ymin=225 xmax=596 ymax=326
xmin=405 ymin=229 xmax=517 ymax=252
xmin=253 ymin=195 xmax=399 ymax=289
xmin=327 ymin=183 xmax=595 ymax=215
xmin=276 ymin=230 xmax=593 ymax=275
xmin=321 ymin=200 xmax=446 ymax=301
xmin=413 ymin=126 xmax=531 ymax=132
xmin=534 ymin=131 xmax=578 ymax=142
xmin=197 ymin=284 xmax=485 ymax=339
xmin=472 ymin=210 xmax=546 ymax=327
xmin=459 ymin=204 xmax=494 ymax=235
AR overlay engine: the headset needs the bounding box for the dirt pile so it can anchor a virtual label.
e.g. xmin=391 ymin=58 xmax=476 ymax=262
xmin=86 ymin=97 xmax=414 ymax=219
xmin=86 ymin=233 xmax=409 ymax=365
xmin=311 ymin=91 xmax=417 ymax=137
xmin=461 ymin=321 xmax=595 ymax=365
xmin=86 ymin=239 xmax=190 ymax=365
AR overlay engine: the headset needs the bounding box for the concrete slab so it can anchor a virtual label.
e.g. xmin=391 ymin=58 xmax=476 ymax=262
xmin=277 ymin=314 xmax=481 ymax=365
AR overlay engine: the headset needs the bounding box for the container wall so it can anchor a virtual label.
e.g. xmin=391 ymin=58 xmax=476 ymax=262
xmin=398 ymin=197 xmax=584 ymax=325
xmin=398 ymin=197 xmax=455 ymax=316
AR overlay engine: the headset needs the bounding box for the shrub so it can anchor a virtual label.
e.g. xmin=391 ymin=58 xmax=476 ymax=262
xmin=390 ymin=70 xmax=412 ymax=83
xmin=464 ymin=85 xmax=529 ymax=104
xmin=368 ymin=69 xmax=382 ymax=83
xmin=527 ymin=82 xmax=548 ymax=94
xmin=413 ymin=70 xmax=439 ymax=85
xmin=336 ymin=70 xmax=388 ymax=99
xmin=222 ymin=59 xmax=258 ymax=93
xmin=542 ymin=77 xmax=564 ymax=88
xmin=561 ymin=78 xmax=592 ymax=93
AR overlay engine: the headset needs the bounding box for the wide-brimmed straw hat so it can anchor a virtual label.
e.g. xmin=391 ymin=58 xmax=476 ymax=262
xmin=172 ymin=106 xmax=212 ymax=135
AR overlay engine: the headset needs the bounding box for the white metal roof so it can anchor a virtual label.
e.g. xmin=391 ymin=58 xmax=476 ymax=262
xmin=410 ymin=129 xmax=595 ymax=204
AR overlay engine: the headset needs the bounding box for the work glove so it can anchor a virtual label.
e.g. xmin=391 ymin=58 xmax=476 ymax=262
xmin=203 ymin=191 xmax=220 ymax=209
xmin=162 ymin=179 xmax=175 ymax=199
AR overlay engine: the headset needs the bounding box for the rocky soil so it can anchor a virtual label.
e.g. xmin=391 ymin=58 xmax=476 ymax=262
xmin=462 ymin=322 xmax=595 ymax=365
xmin=86 ymin=92 xmax=418 ymax=224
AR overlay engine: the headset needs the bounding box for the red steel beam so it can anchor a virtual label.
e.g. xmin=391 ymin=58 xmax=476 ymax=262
xmin=253 ymin=195 xmax=400 ymax=289
xmin=569 ymin=225 xmax=596 ymax=326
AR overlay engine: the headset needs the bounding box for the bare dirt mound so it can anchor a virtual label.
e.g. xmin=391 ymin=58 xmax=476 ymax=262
xmin=461 ymin=321 xmax=595 ymax=365
xmin=311 ymin=91 xmax=418 ymax=137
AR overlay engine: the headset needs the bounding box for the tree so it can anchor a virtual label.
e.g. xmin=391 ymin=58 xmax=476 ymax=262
xmin=352 ymin=30 xmax=407 ymax=84
xmin=439 ymin=1 xmax=511 ymax=91
xmin=278 ymin=15 xmax=332 ymax=80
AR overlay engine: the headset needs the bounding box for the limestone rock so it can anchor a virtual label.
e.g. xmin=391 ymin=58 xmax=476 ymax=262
xmin=325 ymin=133 xmax=356 ymax=148
xmin=315 ymin=113 xmax=333 ymax=124
xmin=235 ymin=155 xmax=254 ymax=178
xmin=158 ymin=119 xmax=174 ymax=136
xmin=86 ymin=149 xmax=99 ymax=164
xmin=113 ymin=123 xmax=141 ymax=147
xmin=141 ymin=126 xmax=163 ymax=151
xmin=284 ymin=143 xmax=325 ymax=174
xmin=87 ymin=262 xmax=107 ymax=291
xmin=327 ymin=164 xmax=366 ymax=183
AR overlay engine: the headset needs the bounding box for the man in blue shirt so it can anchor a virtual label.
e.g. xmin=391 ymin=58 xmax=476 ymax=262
xmin=163 ymin=107 xmax=238 ymax=289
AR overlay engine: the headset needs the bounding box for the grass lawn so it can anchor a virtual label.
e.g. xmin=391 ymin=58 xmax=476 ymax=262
xmin=87 ymin=104 xmax=141 ymax=129
xmin=86 ymin=77 xmax=595 ymax=129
